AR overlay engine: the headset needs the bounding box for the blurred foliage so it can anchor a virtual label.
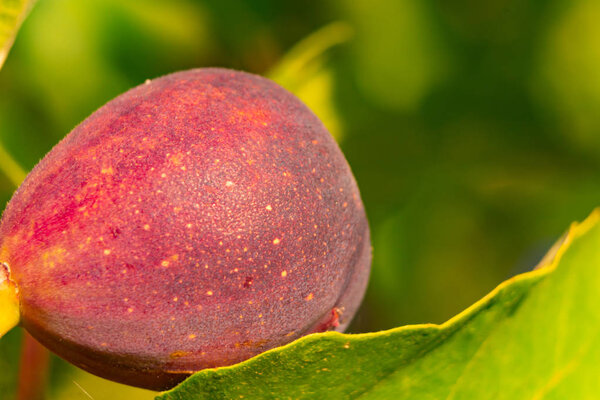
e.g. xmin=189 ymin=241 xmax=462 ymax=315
xmin=0 ymin=328 xmax=21 ymax=399
xmin=0 ymin=0 xmax=34 ymax=68
xmin=268 ymin=21 xmax=353 ymax=140
xmin=1 ymin=0 xmax=600 ymax=398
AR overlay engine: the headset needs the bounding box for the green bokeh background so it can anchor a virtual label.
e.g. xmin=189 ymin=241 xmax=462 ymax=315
xmin=1 ymin=0 xmax=600 ymax=398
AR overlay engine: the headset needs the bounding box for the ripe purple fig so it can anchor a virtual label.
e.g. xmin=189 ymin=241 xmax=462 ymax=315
xmin=0 ymin=68 xmax=371 ymax=390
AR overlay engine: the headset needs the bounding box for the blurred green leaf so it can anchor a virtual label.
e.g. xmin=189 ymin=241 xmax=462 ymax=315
xmin=0 ymin=143 xmax=25 ymax=187
xmin=534 ymin=0 xmax=600 ymax=154
xmin=47 ymin=356 xmax=154 ymax=400
xmin=269 ymin=22 xmax=352 ymax=140
xmin=0 ymin=0 xmax=34 ymax=68
xmin=0 ymin=0 xmax=32 ymax=188
xmin=341 ymin=0 xmax=451 ymax=111
xmin=0 ymin=328 xmax=21 ymax=400
xmin=268 ymin=21 xmax=352 ymax=84
xmin=158 ymin=211 xmax=600 ymax=399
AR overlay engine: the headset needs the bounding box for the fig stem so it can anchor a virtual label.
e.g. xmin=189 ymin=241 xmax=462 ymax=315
xmin=0 ymin=263 xmax=19 ymax=338
xmin=17 ymin=331 xmax=50 ymax=400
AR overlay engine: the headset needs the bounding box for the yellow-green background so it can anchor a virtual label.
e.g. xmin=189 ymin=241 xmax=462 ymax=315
xmin=1 ymin=0 xmax=599 ymax=398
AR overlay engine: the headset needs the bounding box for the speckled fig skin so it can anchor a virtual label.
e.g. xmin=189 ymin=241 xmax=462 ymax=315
xmin=0 ymin=68 xmax=371 ymax=391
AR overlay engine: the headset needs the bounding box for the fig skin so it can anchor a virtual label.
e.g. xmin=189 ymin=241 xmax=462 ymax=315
xmin=0 ymin=68 xmax=371 ymax=391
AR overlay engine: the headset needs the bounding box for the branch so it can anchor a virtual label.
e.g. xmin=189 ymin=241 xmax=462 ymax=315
xmin=17 ymin=331 xmax=50 ymax=400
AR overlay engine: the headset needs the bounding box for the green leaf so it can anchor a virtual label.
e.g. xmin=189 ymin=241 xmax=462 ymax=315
xmin=158 ymin=210 xmax=600 ymax=399
xmin=0 ymin=0 xmax=35 ymax=69
xmin=0 ymin=329 xmax=21 ymax=399
xmin=268 ymin=22 xmax=353 ymax=141
xmin=0 ymin=143 xmax=26 ymax=188
xmin=0 ymin=0 xmax=33 ymax=188
xmin=48 ymin=357 xmax=155 ymax=400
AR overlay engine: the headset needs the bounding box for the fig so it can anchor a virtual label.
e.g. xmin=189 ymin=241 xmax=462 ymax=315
xmin=0 ymin=68 xmax=371 ymax=390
